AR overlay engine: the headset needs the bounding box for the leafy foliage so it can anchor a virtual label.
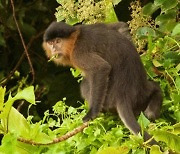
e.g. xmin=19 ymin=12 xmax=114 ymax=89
xmin=0 ymin=0 xmax=180 ymax=153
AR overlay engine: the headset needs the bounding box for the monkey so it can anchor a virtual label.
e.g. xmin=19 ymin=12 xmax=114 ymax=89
xmin=43 ymin=21 xmax=162 ymax=144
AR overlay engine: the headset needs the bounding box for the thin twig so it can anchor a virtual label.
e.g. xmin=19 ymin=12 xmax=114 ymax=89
xmin=10 ymin=0 xmax=35 ymax=83
xmin=17 ymin=122 xmax=89 ymax=145
xmin=0 ymin=31 xmax=44 ymax=86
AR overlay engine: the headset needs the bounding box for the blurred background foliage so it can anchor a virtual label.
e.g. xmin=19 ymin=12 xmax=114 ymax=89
xmin=0 ymin=0 xmax=179 ymax=153
xmin=0 ymin=0 xmax=137 ymax=119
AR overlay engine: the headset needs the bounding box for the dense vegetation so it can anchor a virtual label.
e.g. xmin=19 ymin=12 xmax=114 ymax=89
xmin=0 ymin=0 xmax=179 ymax=153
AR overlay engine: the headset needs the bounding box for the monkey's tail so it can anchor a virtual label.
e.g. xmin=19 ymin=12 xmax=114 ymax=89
xmin=116 ymin=102 xmax=157 ymax=145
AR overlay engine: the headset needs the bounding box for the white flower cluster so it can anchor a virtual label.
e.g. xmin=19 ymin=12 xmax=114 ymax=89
xmin=55 ymin=0 xmax=107 ymax=24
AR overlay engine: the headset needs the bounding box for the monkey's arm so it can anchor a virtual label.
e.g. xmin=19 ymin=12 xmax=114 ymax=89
xmin=75 ymin=53 xmax=111 ymax=122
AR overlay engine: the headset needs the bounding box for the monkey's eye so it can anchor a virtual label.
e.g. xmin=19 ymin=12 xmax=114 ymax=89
xmin=55 ymin=39 xmax=61 ymax=44
xmin=48 ymin=41 xmax=54 ymax=45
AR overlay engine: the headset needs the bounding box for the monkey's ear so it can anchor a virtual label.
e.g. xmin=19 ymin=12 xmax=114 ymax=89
xmin=43 ymin=21 xmax=76 ymax=42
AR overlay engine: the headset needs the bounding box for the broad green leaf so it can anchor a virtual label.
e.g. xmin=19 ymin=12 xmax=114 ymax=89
xmin=157 ymin=20 xmax=177 ymax=33
xmin=136 ymin=27 xmax=156 ymax=39
xmin=150 ymin=145 xmax=163 ymax=154
xmin=155 ymin=0 xmax=178 ymax=11
xmin=0 ymin=86 xmax=35 ymax=132
xmin=112 ymin=0 xmax=122 ymax=6
xmin=27 ymin=122 xmax=51 ymax=144
xmin=154 ymin=0 xmax=172 ymax=7
xmin=173 ymin=123 xmax=180 ymax=134
xmin=176 ymin=63 xmax=180 ymax=72
xmin=8 ymin=107 xmax=30 ymax=136
xmin=174 ymin=111 xmax=180 ymax=122
xmin=171 ymin=93 xmax=180 ymax=104
xmin=172 ymin=23 xmax=180 ymax=36
xmin=0 ymin=87 xmax=6 ymax=109
xmin=32 ymin=132 xmax=52 ymax=144
xmin=153 ymin=130 xmax=180 ymax=152
xmin=104 ymin=1 xmax=118 ymax=23
xmin=0 ymin=133 xmax=17 ymax=154
xmin=175 ymin=77 xmax=180 ymax=89
xmin=138 ymin=112 xmax=150 ymax=129
xmin=161 ymin=0 xmax=178 ymax=12
xmin=97 ymin=146 xmax=129 ymax=154
xmin=0 ymin=94 xmax=14 ymax=119
xmin=14 ymin=86 xmax=35 ymax=104
xmin=66 ymin=17 xmax=79 ymax=26
xmin=153 ymin=59 xmax=163 ymax=67
xmin=155 ymin=10 xmax=177 ymax=26
xmin=143 ymin=3 xmax=159 ymax=16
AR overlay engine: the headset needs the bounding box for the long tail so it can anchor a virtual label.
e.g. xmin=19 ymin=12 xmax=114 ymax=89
xmin=116 ymin=102 xmax=157 ymax=145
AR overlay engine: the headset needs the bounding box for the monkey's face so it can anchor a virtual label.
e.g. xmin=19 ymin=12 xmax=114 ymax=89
xmin=43 ymin=38 xmax=72 ymax=66
xmin=46 ymin=38 xmax=63 ymax=57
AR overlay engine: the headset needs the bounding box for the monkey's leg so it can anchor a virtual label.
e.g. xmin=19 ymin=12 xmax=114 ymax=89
xmin=76 ymin=54 xmax=111 ymax=122
xmin=116 ymin=102 xmax=157 ymax=145
xmin=144 ymin=81 xmax=162 ymax=120
xmin=80 ymin=78 xmax=90 ymax=102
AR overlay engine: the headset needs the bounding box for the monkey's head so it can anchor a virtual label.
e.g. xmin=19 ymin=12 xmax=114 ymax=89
xmin=42 ymin=22 xmax=78 ymax=66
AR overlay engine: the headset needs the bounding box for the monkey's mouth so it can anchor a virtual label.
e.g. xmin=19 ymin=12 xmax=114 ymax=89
xmin=48 ymin=53 xmax=62 ymax=62
xmin=53 ymin=53 xmax=62 ymax=58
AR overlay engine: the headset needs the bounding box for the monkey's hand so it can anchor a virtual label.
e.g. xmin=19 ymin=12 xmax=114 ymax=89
xmin=83 ymin=109 xmax=98 ymax=122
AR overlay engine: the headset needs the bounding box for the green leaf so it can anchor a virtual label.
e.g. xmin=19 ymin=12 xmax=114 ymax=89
xmin=150 ymin=145 xmax=163 ymax=154
xmin=14 ymin=86 xmax=35 ymax=104
xmin=176 ymin=63 xmax=180 ymax=72
xmin=138 ymin=112 xmax=150 ymax=129
xmin=112 ymin=0 xmax=122 ymax=6
xmin=66 ymin=17 xmax=79 ymax=26
xmin=136 ymin=27 xmax=156 ymax=38
xmin=161 ymin=0 xmax=178 ymax=12
xmin=97 ymin=146 xmax=129 ymax=154
xmin=172 ymin=23 xmax=180 ymax=36
xmin=173 ymin=123 xmax=180 ymax=134
xmin=153 ymin=130 xmax=180 ymax=152
xmin=0 ymin=133 xmax=17 ymax=154
xmin=153 ymin=60 xmax=163 ymax=67
xmin=174 ymin=111 xmax=180 ymax=122
xmin=0 ymin=87 xmax=6 ymax=109
xmin=175 ymin=77 xmax=180 ymax=89
xmin=155 ymin=10 xmax=177 ymax=26
xmin=154 ymin=0 xmax=165 ymax=6
xmin=143 ymin=3 xmax=159 ymax=16
xmin=8 ymin=107 xmax=30 ymax=136
xmin=104 ymin=1 xmax=118 ymax=23
xmin=0 ymin=94 xmax=14 ymax=119
xmin=154 ymin=0 xmax=178 ymax=11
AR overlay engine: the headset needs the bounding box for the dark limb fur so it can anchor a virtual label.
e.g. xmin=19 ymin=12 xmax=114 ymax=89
xmin=145 ymin=81 xmax=162 ymax=120
xmin=74 ymin=53 xmax=111 ymax=122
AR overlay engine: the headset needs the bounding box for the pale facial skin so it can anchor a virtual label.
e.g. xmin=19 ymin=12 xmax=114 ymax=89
xmin=43 ymin=38 xmax=72 ymax=66
xmin=46 ymin=38 xmax=63 ymax=58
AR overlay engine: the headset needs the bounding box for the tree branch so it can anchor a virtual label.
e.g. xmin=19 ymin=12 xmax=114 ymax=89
xmin=0 ymin=31 xmax=44 ymax=86
xmin=17 ymin=122 xmax=89 ymax=145
xmin=10 ymin=0 xmax=35 ymax=83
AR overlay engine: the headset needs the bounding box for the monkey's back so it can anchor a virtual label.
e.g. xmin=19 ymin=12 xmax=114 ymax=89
xmin=75 ymin=24 xmax=150 ymax=111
